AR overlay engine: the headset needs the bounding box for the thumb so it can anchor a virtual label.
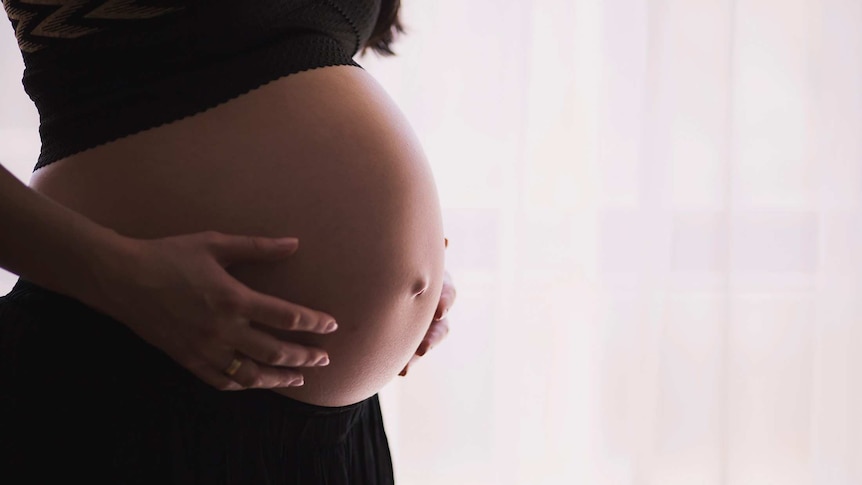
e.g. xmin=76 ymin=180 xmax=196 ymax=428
xmin=210 ymin=234 xmax=299 ymax=265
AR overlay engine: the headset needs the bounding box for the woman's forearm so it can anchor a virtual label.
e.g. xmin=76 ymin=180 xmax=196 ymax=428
xmin=0 ymin=161 xmax=131 ymax=301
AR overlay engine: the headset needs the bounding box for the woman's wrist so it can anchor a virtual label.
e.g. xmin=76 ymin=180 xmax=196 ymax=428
xmin=68 ymin=225 xmax=141 ymax=313
xmin=0 ymin=162 xmax=136 ymax=305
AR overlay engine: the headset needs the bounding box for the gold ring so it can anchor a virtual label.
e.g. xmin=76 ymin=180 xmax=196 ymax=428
xmin=223 ymin=357 xmax=243 ymax=377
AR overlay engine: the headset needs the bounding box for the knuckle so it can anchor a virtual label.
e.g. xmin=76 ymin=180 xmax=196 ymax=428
xmin=215 ymin=382 xmax=234 ymax=391
xmin=201 ymin=230 xmax=225 ymax=247
xmin=280 ymin=371 xmax=301 ymax=384
xmin=283 ymin=353 xmax=304 ymax=367
xmin=234 ymin=373 xmax=256 ymax=388
xmin=249 ymin=374 xmax=267 ymax=388
xmin=280 ymin=352 xmax=304 ymax=367
xmin=198 ymin=322 xmax=226 ymax=342
xmin=248 ymin=236 xmax=264 ymax=252
xmin=263 ymin=349 xmax=286 ymax=366
xmin=287 ymin=312 xmax=303 ymax=330
xmin=214 ymin=287 xmax=245 ymax=314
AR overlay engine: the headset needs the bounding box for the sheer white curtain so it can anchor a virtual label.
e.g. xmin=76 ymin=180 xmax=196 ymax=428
xmin=364 ymin=0 xmax=862 ymax=484
xmin=3 ymin=0 xmax=862 ymax=484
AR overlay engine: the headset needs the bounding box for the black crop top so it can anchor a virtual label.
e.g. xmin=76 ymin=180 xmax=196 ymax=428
xmin=2 ymin=0 xmax=381 ymax=171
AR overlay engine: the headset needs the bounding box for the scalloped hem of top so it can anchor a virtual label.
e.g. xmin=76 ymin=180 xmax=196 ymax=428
xmin=33 ymin=34 xmax=363 ymax=172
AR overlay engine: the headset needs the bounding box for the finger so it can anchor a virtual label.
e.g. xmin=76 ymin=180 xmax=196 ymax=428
xmin=176 ymin=350 xmax=244 ymax=391
xmin=221 ymin=355 xmax=305 ymax=389
xmin=233 ymin=326 xmax=330 ymax=368
xmin=198 ymin=339 xmax=306 ymax=389
xmin=208 ymin=233 xmax=299 ymax=265
xmin=433 ymin=272 xmax=456 ymax=321
xmin=187 ymin=335 xmax=305 ymax=390
xmin=192 ymin=365 xmax=245 ymax=391
xmin=418 ymin=320 xmax=450 ymax=356
xmin=417 ymin=339 xmax=431 ymax=357
xmin=237 ymin=285 xmax=338 ymax=334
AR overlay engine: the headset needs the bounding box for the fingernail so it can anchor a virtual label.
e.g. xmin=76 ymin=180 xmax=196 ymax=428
xmin=317 ymin=355 xmax=330 ymax=366
xmin=324 ymin=321 xmax=338 ymax=333
xmin=399 ymin=368 xmax=407 ymax=377
xmin=291 ymin=377 xmax=305 ymax=387
xmin=276 ymin=238 xmax=299 ymax=249
xmin=417 ymin=345 xmax=427 ymax=357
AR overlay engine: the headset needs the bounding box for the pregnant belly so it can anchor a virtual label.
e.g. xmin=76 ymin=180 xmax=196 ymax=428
xmin=28 ymin=65 xmax=447 ymax=407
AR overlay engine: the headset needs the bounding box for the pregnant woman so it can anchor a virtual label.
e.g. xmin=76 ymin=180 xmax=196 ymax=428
xmin=0 ymin=0 xmax=455 ymax=483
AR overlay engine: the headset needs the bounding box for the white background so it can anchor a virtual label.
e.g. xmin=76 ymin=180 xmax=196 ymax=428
xmin=3 ymin=1 xmax=862 ymax=484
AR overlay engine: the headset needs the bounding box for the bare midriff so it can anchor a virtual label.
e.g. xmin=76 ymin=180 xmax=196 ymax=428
xmin=27 ymin=65 xmax=447 ymax=407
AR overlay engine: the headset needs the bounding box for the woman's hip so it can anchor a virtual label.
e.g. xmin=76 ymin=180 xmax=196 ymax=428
xmin=0 ymin=279 xmax=394 ymax=483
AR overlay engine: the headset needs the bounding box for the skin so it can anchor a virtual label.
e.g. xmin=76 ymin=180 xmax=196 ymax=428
xmin=28 ymin=65 xmax=451 ymax=406
xmin=401 ymin=263 xmax=455 ymax=376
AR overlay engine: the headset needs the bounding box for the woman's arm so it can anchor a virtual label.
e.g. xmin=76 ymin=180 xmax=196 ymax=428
xmin=0 ymin=159 xmax=338 ymax=390
xmin=0 ymin=160 xmax=128 ymax=302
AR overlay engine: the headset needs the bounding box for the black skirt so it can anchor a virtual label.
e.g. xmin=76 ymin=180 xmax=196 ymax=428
xmin=0 ymin=278 xmax=394 ymax=485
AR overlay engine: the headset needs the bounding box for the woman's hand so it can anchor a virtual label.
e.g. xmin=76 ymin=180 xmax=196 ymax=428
xmin=399 ymin=267 xmax=456 ymax=377
xmin=87 ymin=231 xmax=337 ymax=391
